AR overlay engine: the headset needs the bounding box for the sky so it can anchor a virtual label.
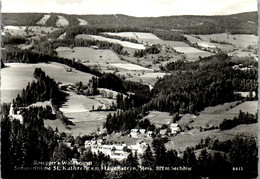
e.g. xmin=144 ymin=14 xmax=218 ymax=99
xmin=1 ymin=0 xmax=258 ymax=17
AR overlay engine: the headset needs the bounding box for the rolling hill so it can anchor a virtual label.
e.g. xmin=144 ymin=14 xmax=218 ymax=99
xmin=1 ymin=11 xmax=258 ymax=35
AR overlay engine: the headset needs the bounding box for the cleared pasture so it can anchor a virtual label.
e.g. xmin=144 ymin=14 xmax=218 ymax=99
xmin=198 ymin=33 xmax=258 ymax=48
xmin=144 ymin=111 xmax=172 ymax=127
xmin=1 ymin=62 xmax=94 ymax=103
xmin=103 ymin=32 xmax=160 ymax=41
xmin=189 ymin=101 xmax=257 ymax=129
xmin=57 ymin=91 xmax=115 ymax=136
xmin=58 ymin=32 xmax=66 ymax=39
xmin=162 ymin=40 xmax=190 ymax=47
xmin=89 ymin=35 xmax=146 ymax=49
xmin=56 ymin=15 xmax=69 ymax=27
xmin=229 ymin=50 xmax=258 ymax=59
xmin=56 ymin=47 xmax=122 ymax=63
xmin=77 ymin=18 xmax=89 ymax=25
xmin=3 ymin=25 xmax=60 ymax=36
xmin=104 ymin=32 xmax=138 ymax=40
xmin=218 ymin=123 xmax=258 ymax=140
xmin=166 ymin=129 xmax=220 ymax=151
xmin=60 ymin=91 xmax=115 ymax=113
xmin=183 ymin=35 xmax=202 ymax=43
xmin=225 ymin=101 xmax=258 ymax=115
xmin=166 ymin=122 xmax=257 ymax=151
xmin=197 ymin=42 xmax=216 ymax=48
xmin=75 ymin=34 xmax=95 ymax=40
xmin=36 ymin=15 xmax=50 ymax=25
xmin=173 ymin=47 xmax=211 ymax=54
xmin=28 ymin=101 xmax=52 ymax=108
xmin=44 ymin=111 xmax=109 ymax=137
xmin=138 ymin=72 xmax=166 ymax=78
xmin=134 ymin=32 xmax=160 ymax=40
xmin=183 ymin=34 xmax=236 ymax=52
xmin=110 ymin=63 xmax=153 ymax=71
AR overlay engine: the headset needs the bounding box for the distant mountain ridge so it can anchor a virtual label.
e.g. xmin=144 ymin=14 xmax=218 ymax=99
xmin=2 ymin=12 xmax=258 ymax=35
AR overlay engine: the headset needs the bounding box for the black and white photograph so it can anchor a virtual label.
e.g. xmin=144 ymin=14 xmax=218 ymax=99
xmin=0 ymin=0 xmax=258 ymax=178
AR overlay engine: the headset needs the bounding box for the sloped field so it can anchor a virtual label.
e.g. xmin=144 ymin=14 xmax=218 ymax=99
xmin=36 ymin=15 xmax=50 ymax=25
xmin=56 ymin=15 xmax=69 ymax=27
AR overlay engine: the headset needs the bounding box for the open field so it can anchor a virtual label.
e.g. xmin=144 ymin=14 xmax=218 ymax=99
xmin=104 ymin=32 xmax=138 ymax=40
xmin=103 ymin=32 xmax=160 ymax=41
xmin=58 ymin=32 xmax=66 ymax=39
xmin=75 ymin=34 xmax=95 ymax=40
xmin=173 ymin=46 xmax=213 ymax=60
xmin=198 ymin=33 xmax=258 ymax=48
xmin=52 ymin=91 xmax=116 ymax=136
xmin=60 ymin=91 xmax=115 ymax=113
xmin=166 ymin=122 xmax=258 ymax=152
xmin=77 ymin=18 xmax=89 ymax=25
xmin=218 ymin=123 xmax=258 ymax=139
xmin=138 ymin=72 xmax=166 ymax=78
xmin=89 ymin=35 xmax=146 ymax=49
xmin=125 ymin=72 xmax=168 ymax=86
xmin=44 ymin=111 xmax=110 ymax=137
xmin=135 ymin=32 xmax=160 ymax=40
xmin=225 ymin=101 xmax=258 ymax=114
xmin=56 ymin=47 xmax=122 ymax=63
xmin=3 ymin=25 xmax=60 ymax=36
xmin=144 ymin=111 xmax=172 ymax=127
xmin=183 ymin=35 xmax=202 ymax=43
xmin=36 ymin=15 xmax=50 ymax=25
xmin=197 ymin=42 xmax=216 ymax=48
xmin=110 ymin=63 xmax=154 ymax=71
xmin=28 ymin=101 xmax=52 ymax=108
xmin=162 ymin=40 xmax=190 ymax=47
xmin=229 ymin=50 xmax=258 ymax=59
xmin=1 ymin=62 xmax=94 ymax=103
xmin=173 ymin=47 xmax=211 ymax=54
xmin=56 ymin=15 xmax=69 ymax=27
xmin=166 ymin=129 xmax=219 ymax=151
xmin=183 ymin=34 xmax=237 ymax=52
xmin=188 ymin=101 xmax=258 ymax=129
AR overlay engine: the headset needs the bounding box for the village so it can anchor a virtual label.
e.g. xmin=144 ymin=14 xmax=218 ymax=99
xmin=61 ymin=123 xmax=182 ymax=162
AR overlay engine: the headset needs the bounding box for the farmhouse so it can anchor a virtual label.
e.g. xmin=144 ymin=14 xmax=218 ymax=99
xmin=170 ymin=123 xmax=181 ymax=135
xmin=130 ymin=129 xmax=139 ymax=138
xmin=159 ymin=129 xmax=168 ymax=136
xmin=91 ymin=46 xmax=99 ymax=50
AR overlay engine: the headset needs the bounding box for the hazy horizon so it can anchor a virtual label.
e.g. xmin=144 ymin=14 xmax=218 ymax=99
xmin=1 ymin=10 xmax=258 ymax=18
xmin=1 ymin=0 xmax=258 ymax=17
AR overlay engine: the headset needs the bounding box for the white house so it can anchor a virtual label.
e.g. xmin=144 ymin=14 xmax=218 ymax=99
xmin=130 ymin=129 xmax=139 ymax=138
xmin=170 ymin=123 xmax=181 ymax=135
xmin=9 ymin=104 xmax=23 ymax=124
xmin=160 ymin=129 xmax=167 ymax=135
xmin=139 ymin=129 xmax=146 ymax=134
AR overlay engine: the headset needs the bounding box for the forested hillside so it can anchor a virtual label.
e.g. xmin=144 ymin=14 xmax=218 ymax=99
xmin=2 ymin=12 xmax=258 ymax=35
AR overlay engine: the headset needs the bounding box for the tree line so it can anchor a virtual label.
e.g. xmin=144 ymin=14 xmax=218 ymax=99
xmin=219 ymin=110 xmax=257 ymax=130
xmin=1 ymin=49 xmax=102 ymax=76
xmin=2 ymin=35 xmax=27 ymax=46
xmin=14 ymin=68 xmax=67 ymax=107
xmin=133 ymin=45 xmax=161 ymax=57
